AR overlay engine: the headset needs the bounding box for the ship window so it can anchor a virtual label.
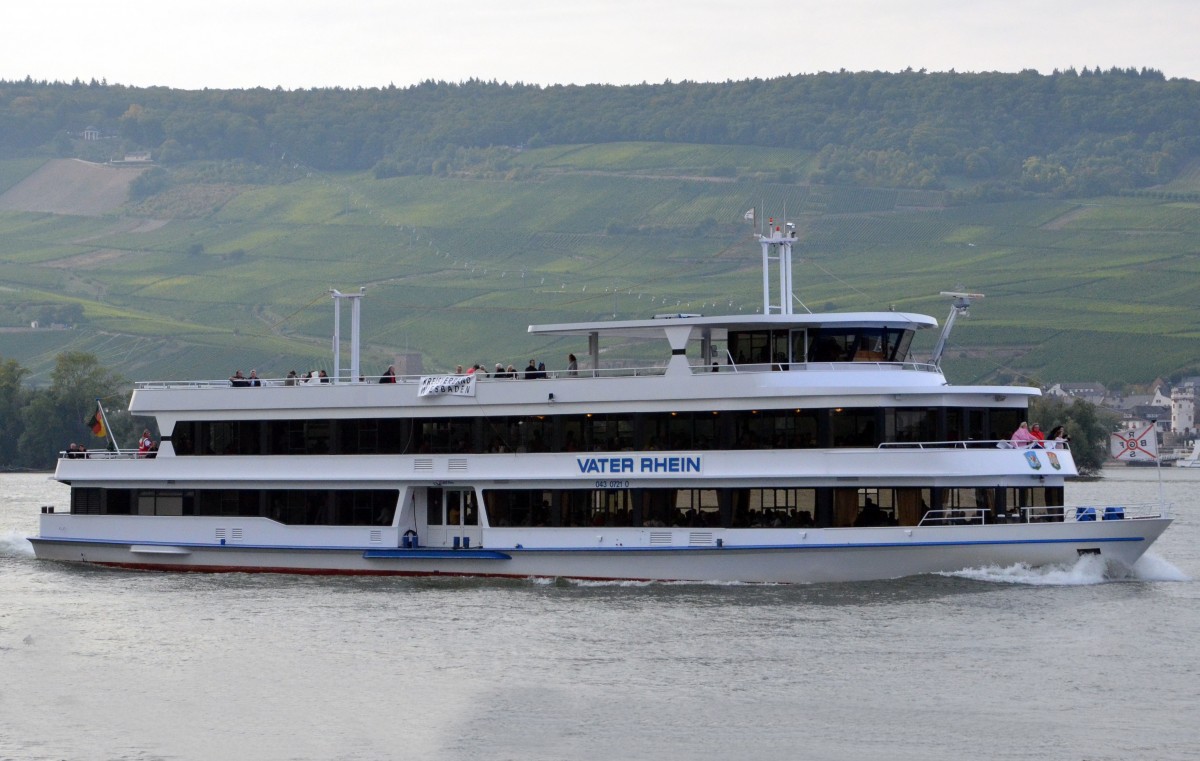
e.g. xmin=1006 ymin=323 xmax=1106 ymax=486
xmin=831 ymin=408 xmax=879 ymax=446
xmin=886 ymin=408 xmax=939 ymax=443
xmin=804 ymin=328 xmax=914 ymax=363
xmin=75 ymin=487 xmax=395 ymax=525
xmin=728 ymin=329 xmax=793 ymax=366
xmin=990 ymin=409 xmax=1024 ymax=443
xmin=70 ymin=487 xmax=102 ymax=515
xmin=586 ymin=414 xmax=634 ymax=452
xmin=790 ymin=330 xmax=807 ymax=364
xmin=136 ymin=489 xmax=186 ymax=516
xmin=426 ymin=488 xmax=444 ymax=525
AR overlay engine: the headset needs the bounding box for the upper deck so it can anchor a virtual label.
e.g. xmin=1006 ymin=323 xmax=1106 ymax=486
xmin=130 ymin=230 xmax=1031 ymax=421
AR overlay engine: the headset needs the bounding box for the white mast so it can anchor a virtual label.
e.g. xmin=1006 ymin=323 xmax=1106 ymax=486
xmin=330 ymin=288 xmax=365 ymax=384
xmin=758 ymin=220 xmax=797 ymax=315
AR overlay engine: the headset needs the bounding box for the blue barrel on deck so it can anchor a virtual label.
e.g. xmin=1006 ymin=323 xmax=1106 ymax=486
xmin=1103 ymin=506 xmax=1125 ymax=521
xmin=1075 ymin=506 xmax=1097 ymax=521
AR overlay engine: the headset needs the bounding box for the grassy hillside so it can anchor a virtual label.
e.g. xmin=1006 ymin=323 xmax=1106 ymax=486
xmin=0 ymin=145 xmax=1196 ymax=388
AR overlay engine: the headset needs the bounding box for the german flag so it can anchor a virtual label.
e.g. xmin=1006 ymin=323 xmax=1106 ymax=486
xmin=88 ymin=409 xmax=106 ymax=438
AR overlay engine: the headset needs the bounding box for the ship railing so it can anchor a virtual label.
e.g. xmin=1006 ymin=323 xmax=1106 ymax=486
xmin=879 ymin=440 xmax=1071 ymax=451
xmin=135 ymin=366 xmax=675 ymax=389
xmin=698 ymin=360 xmax=941 ymax=374
xmin=58 ymin=448 xmax=148 ymax=460
xmin=918 ymin=507 xmax=992 ymax=525
xmin=1055 ymin=502 xmax=1166 ymax=521
xmin=917 ymin=502 xmax=1164 ymax=526
xmin=133 ymin=360 xmax=951 ymax=389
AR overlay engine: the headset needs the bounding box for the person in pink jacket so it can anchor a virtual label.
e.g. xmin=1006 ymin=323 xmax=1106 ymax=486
xmin=1010 ymin=421 xmax=1037 ymax=448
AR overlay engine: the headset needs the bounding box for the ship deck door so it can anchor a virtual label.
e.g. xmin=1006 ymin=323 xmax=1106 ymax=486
xmin=419 ymin=487 xmax=481 ymax=548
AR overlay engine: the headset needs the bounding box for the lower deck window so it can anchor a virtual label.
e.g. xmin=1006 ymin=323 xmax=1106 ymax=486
xmin=70 ymin=487 xmax=397 ymax=526
xmin=482 ymin=486 xmax=1063 ymax=529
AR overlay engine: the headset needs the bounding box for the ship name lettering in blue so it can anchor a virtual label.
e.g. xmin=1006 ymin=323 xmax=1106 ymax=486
xmin=575 ymin=456 xmax=701 ymax=474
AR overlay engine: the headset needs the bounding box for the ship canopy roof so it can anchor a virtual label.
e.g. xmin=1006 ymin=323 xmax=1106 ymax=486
xmin=528 ymin=311 xmax=938 ymax=340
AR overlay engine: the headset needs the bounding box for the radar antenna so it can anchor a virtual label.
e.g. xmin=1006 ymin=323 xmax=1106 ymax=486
xmin=931 ymin=291 xmax=984 ymax=367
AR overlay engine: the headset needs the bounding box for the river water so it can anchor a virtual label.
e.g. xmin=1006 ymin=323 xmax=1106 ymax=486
xmin=1 ymin=469 xmax=1197 ymax=761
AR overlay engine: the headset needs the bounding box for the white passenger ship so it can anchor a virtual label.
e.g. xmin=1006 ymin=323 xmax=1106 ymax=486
xmin=32 ymin=229 xmax=1171 ymax=582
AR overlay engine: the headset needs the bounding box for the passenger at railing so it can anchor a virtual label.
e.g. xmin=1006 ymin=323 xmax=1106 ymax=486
xmin=138 ymin=429 xmax=156 ymax=459
xmin=318 ymin=370 xmax=330 ymax=384
xmin=567 ymin=353 xmax=578 ymax=377
xmin=455 ymin=365 xmax=464 ymax=375
xmin=506 ymin=364 xmax=517 ymax=378
xmin=248 ymin=369 xmax=262 ymax=387
xmin=379 ymin=365 xmax=396 ymax=384
xmin=66 ymin=442 xmax=86 ymax=459
xmin=1030 ymin=423 xmax=1045 ymax=449
xmin=494 ymin=363 xmax=506 ymax=378
xmin=467 ymin=364 xmax=479 ymax=375
xmin=230 ymin=370 xmax=249 ymax=387
xmin=524 ymin=359 xmax=538 ymax=379
xmin=1046 ymin=425 xmax=1070 ymax=449
xmin=1010 ymin=422 xmax=1037 ymax=448
xmin=284 ymin=369 xmax=298 ymax=386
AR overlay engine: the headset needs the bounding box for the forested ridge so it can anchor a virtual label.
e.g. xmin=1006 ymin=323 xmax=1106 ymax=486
xmin=2 ymin=68 xmax=1198 ymax=198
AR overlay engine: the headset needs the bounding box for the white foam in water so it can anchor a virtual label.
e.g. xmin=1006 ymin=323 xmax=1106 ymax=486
xmin=567 ymin=578 xmax=658 ymax=588
xmin=0 ymin=530 xmax=35 ymax=558
xmin=1130 ymin=551 xmax=1191 ymax=582
xmin=945 ymin=554 xmax=1113 ymax=586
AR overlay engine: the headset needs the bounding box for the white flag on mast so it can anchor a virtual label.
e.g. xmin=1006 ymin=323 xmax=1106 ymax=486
xmin=1110 ymin=423 xmax=1158 ymax=462
xmin=743 ymin=208 xmax=755 ymax=221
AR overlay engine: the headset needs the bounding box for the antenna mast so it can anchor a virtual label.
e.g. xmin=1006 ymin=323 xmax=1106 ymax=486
xmin=931 ymin=291 xmax=984 ymax=367
xmin=330 ymin=287 xmax=365 ymax=383
xmin=758 ymin=220 xmax=797 ymax=315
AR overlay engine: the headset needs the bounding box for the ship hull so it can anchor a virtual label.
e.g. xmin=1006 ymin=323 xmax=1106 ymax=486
xmin=30 ymin=517 xmax=1170 ymax=583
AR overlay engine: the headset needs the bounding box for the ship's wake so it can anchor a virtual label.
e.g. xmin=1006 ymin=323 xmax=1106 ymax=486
xmin=943 ymin=551 xmax=1188 ymax=586
xmin=0 ymin=530 xmax=35 ymax=558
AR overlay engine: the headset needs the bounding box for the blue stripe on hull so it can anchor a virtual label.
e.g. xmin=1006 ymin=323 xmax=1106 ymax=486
xmin=31 ymin=534 xmax=1148 ymax=555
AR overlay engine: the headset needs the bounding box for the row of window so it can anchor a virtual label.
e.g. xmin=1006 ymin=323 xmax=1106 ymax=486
xmin=168 ymin=406 xmax=1026 ymax=456
xmin=727 ymin=327 xmax=915 ymax=365
xmin=72 ymin=484 xmax=1061 ymax=530
xmin=70 ymin=487 xmax=397 ymax=526
xmin=472 ymin=485 xmax=1060 ymax=529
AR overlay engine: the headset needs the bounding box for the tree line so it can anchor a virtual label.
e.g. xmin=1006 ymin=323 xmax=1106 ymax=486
xmin=0 ymin=352 xmax=143 ymax=471
xmin=2 ymin=68 xmax=1198 ymax=198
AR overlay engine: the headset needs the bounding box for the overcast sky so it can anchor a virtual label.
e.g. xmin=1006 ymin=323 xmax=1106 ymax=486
xmin=7 ymin=0 xmax=1198 ymax=90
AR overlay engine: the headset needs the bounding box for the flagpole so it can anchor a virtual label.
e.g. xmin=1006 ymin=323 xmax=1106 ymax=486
xmin=1155 ymin=430 xmax=1167 ymax=517
xmin=1112 ymin=423 xmax=1167 ymax=517
xmin=96 ymin=399 xmax=119 ymax=452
